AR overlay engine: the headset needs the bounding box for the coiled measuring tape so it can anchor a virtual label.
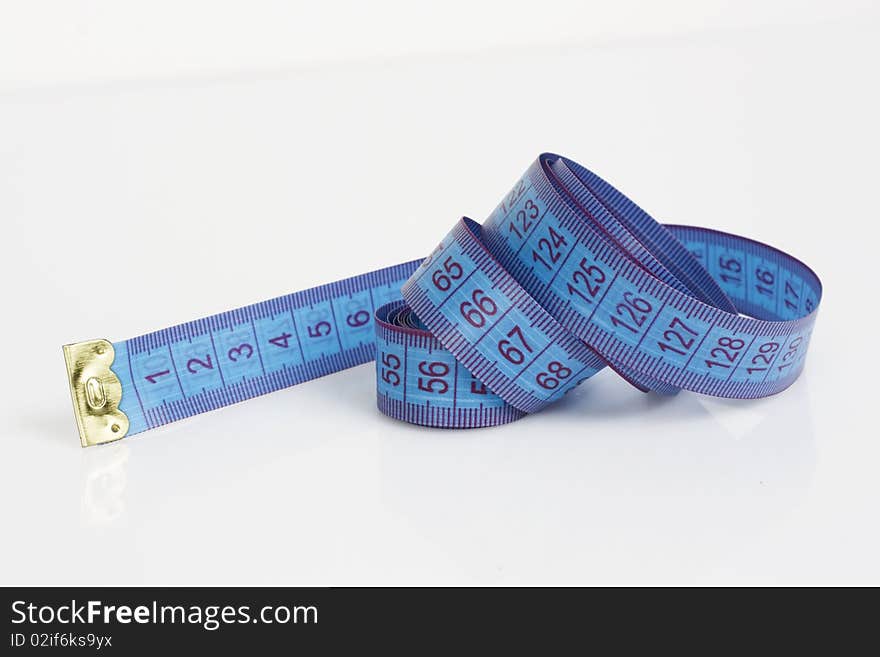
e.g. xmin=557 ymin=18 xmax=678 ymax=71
xmin=64 ymin=154 xmax=821 ymax=446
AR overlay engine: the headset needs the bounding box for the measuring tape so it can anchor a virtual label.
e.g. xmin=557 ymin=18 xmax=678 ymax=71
xmin=63 ymin=154 xmax=821 ymax=446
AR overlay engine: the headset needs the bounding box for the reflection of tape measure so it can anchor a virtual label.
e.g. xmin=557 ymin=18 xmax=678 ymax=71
xmin=64 ymin=154 xmax=821 ymax=446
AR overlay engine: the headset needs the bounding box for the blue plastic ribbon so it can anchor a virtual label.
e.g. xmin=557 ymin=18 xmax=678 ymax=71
xmin=82 ymin=154 xmax=819 ymax=436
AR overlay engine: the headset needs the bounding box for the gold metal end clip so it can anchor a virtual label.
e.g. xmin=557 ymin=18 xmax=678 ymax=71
xmin=63 ymin=339 xmax=129 ymax=447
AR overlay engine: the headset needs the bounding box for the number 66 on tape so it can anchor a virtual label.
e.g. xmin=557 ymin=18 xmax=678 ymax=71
xmin=63 ymin=153 xmax=821 ymax=446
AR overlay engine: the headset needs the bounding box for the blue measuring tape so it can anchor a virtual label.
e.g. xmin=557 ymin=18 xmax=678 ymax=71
xmin=63 ymin=154 xmax=821 ymax=445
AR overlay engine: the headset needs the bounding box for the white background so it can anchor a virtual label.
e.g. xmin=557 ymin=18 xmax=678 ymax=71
xmin=1 ymin=1 xmax=878 ymax=585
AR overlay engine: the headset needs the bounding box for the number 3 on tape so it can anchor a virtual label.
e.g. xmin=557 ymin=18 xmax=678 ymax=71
xmin=64 ymin=153 xmax=821 ymax=446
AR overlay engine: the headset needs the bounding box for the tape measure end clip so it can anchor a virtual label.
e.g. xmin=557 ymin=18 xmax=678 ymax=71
xmin=62 ymin=339 xmax=129 ymax=448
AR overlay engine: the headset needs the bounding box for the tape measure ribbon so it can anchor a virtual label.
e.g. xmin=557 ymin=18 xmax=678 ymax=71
xmin=64 ymin=154 xmax=821 ymax=445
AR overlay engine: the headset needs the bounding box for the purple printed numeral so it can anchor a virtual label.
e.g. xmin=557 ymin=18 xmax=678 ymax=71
xmin=269 ymin=332 xmax=293 ymax=348
xmin=186 ymin=355 xmax=213 ymax=373
xmin=145 ymin=370 xmax=170 ymax=384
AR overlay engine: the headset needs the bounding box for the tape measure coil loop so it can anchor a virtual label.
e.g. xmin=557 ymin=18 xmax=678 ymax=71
xmin=379 ymin=153 xmax=822 ymax=427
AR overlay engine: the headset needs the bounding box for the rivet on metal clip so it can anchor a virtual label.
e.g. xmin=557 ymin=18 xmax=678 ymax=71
xmin=63 ymin=339 xmax=129 ymax=447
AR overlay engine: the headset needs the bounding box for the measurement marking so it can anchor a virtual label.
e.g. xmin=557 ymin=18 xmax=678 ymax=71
xmin=761 ymin=333 xmax=792 ymax=383
xmin=249 ymin=318 xmax=267 ymax=376
xmin=288 ymin=308 xmax=306 ymax=363
xmin=682 ymin=318 xmax=719 ymax=371
xmin=435 ymin=268 xmax=478 ymax=310
xmin=546 ymin=238 xmax=578 ymax=287
xmin=125 ymin=343 xmax=147 ymax=419
xmin=472 ymin=304 xmax=515 ymax=347
xmin=633 ymin=299 xmax=668 ymax=352
xmin=327 ymin=300 xmax=345 ymax=352
xmin=208 ymin=331 xmax=226 ymax=387
xmin=452 ymin=359 xmax=458 ymax=411
xmin=514 ymin=205 xmax=550 ymax=258
xmin=167 ymin=343 xmax=186 ymax=396
xmin=402 ymin=343 xmax=408 ymax=404
xmin=511 ymin=342 xmax=553 ymax=382
xmin=584 ymin=270 xmax=620 ymax=325
xmin=799 ymin=276 xmax=807 ymax=317
xmin=725 ymin=333 xmax=758 ymax=382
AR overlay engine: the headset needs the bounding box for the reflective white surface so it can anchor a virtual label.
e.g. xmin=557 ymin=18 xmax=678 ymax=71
xmin=1 ymin=11 xmax=877 ymax=585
